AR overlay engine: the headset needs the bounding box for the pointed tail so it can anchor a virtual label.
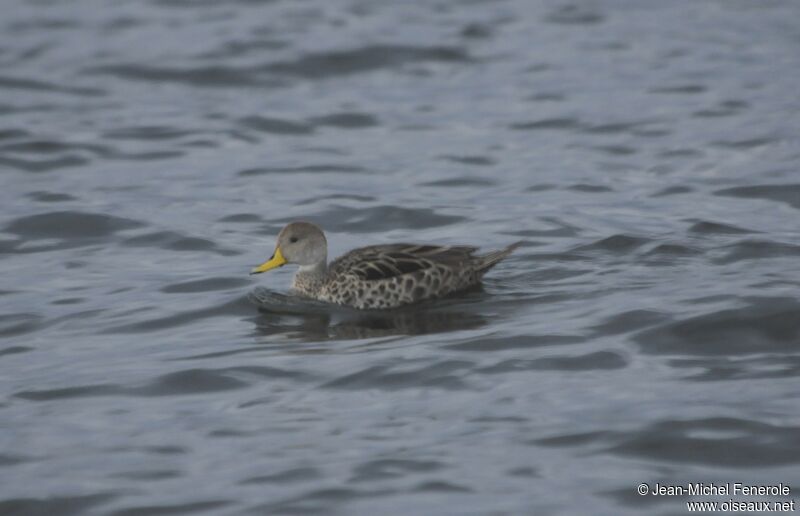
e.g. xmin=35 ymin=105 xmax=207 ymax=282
xmin=474 ymin=241 xmax=523 ymax=273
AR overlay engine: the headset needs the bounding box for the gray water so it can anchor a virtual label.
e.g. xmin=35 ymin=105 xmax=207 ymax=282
xmin=2 ymin=0 xmax=800 ymax=514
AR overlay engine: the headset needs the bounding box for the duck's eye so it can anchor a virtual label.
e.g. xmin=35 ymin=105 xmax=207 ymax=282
xmin=289 ymin=236 xmax=299 ymax=243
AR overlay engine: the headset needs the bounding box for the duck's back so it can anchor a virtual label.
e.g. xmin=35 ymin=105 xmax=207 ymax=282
xmin=319 ymin=242 xmax=519 ymax=309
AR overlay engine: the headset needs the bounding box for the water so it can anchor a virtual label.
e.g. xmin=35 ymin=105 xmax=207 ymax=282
xmin=2 ymin=0 xmax=800 ymax=514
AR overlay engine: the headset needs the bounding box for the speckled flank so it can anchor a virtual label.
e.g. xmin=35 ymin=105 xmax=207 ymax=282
xmin=287 ymin=235 xmax=520 ymax=309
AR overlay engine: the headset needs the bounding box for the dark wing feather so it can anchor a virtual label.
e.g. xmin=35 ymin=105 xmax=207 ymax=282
xmin=330 ymin=244 xmax=477 ymax=282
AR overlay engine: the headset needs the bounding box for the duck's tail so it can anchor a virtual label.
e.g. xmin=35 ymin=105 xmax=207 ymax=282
xmin=474 ymin=241 xmax=523 ymax=273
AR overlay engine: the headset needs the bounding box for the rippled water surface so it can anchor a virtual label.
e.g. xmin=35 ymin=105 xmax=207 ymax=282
xmin=2 ymin=0 xmax=800 ymax=514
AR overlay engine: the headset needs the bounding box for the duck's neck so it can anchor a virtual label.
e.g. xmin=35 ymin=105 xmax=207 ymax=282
xmin=292 ymin=260 xmax=328 ymax=294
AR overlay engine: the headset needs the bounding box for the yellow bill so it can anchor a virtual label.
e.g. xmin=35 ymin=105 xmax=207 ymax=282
xmin=250 ymin=246 xmax=286 ymax=274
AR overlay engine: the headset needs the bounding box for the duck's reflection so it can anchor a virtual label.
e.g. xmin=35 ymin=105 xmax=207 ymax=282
xmin=248 ymin=287 xmax=488 ymax=341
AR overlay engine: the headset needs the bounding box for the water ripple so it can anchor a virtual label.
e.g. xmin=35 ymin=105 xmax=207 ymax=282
xmin=0 ymin=75 xmax=105 ymax=96
xmin=609 ymin=418 xmax=800 ymax=467
xmin=0 ymin=494 xmax=117 ymax=516
xmin=715 ymin=184 xmax=800 ymax=209
xmin=5 ymin=211 xmax=143 ymax=240
xmin=264 ymin=45 xmax=471 ymax=79
xmin=635 ymin=297 xmax=800 ymax=356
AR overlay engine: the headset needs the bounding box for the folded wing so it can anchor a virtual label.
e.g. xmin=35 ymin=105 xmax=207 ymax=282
xmin=331 ymin=244 xmax=479 ymax=281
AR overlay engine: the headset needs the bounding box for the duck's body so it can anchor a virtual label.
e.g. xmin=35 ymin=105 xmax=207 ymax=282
xmin=294 ymin=242 xmax=519 ymax=309
xmin=251 ymin=222 xmax=520 ymax=310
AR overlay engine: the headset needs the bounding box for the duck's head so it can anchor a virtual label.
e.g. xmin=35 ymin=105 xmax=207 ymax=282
xmin=250 ymin=221 xmax=328 ymax=274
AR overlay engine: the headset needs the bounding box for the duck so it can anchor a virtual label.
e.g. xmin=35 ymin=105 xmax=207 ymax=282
xmin=250 ymin=221 xmax=520 ymax=310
